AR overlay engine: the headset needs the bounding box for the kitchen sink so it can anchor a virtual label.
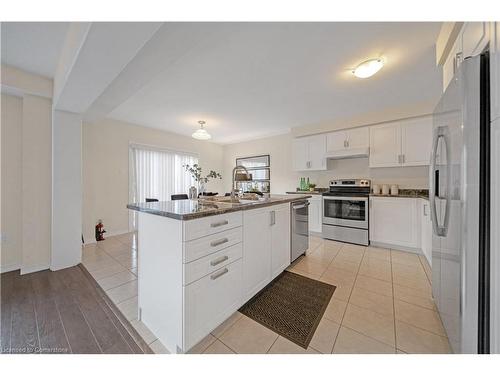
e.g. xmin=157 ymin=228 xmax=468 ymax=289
xmin=199 ymin=196 xmax=265 ymax=205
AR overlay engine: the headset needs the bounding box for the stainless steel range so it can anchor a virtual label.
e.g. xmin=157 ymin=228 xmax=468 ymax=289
xmin=322 ymin=179 xmax=370 ymax=246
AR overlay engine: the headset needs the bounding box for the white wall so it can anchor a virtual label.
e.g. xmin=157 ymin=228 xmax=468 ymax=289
xmin=82 ymin=118 xmax=224 ymax=242
xmin=21 ymin=94 xmax=52 ymax=274
xmin=1 ymin=94 xmax=23 ymax=273
xmin=52 ymin=110 xmax=82 ymax=271
xmin=1 ymin=66 xmax=54 ymax=275
xmin=222 ymin=130 xmax=429 ymax=194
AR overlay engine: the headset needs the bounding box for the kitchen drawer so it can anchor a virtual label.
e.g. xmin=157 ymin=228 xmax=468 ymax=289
xmin=183 ymin=226 xmax=242 ymax=263
xmin=184 ymin=258 xmax=242 ymax=351
xmin=184 ymin=242 xmax=243 ymax=285
xmin=183 ymin=212 xmax=242 ymax=241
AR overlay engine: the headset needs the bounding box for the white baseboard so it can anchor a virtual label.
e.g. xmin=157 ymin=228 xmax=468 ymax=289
xmin=1 ymin=262 xmax=21 ymax=273
xmin=50 ymin=258 xmax=82 ymax=272
xmin=21 ymin=262 xmax=50 ymax=275
xmin=369 ymin=241 xmax=423 ymax=255
xmin=84 ymin=229 xmax=131 ymax=245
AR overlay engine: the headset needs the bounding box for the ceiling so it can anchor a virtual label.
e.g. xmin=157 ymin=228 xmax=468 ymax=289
xmin=1 ymin=22 xmax=70 ymax=78
xmin=108 ymin=22 xmax=443 ymax=144
xmin=1 ymin=22 xmax=443 ymax=144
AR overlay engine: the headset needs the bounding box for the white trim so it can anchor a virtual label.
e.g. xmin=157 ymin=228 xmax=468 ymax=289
xmin=20 ymin=262 xmax=50 ymax=275
xmin=491 ymin=117 xmax=500 ymax=353
xmin=369 ymin=241 xmax=423 ymax=255
xmin=1 ymin=262 xmax=21 ymax=273
xmin=83 ymin=229 xmax=131 ymax=245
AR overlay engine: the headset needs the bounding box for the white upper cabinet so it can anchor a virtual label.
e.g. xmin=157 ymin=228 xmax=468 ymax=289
xmin=441 ymin=22 xmax=492 ymax=92
xmin=400 ymin=117 xmax=433 ymax=166
xmin=491 ymin=22 xmax=500 ymax=121
xmin=443 ymin=36 xmax=462 ymax=92
xmin=292 ymin=137 xmax=309 ymax=171
xmin=326 ymin=127 xmax=369 ymax=158
xmin=347 ymin=127 xmax=370 ymax=149
xmin=369 ymin=117 xmax=432 ymax=168
xmin=462 ymin=22 xmax=489 ymax=59
xmin=292 ymin=134 xmax=327 ymax=171
xmin=326 ymin=131 xmax=348 ymax=153
xmin=369 ymin=122 xmax=401 ymax=168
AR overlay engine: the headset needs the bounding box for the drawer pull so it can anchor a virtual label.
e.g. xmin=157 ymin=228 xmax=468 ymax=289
xmin=210 ymin=255 xmax=229 ymax=266
xmin=210 ymin=238 xmax=229 ymax=247
xmin=210 ymin=268 xmax=228 ymax=280
xmin=210 ymin=220 xmax=229 ymax=228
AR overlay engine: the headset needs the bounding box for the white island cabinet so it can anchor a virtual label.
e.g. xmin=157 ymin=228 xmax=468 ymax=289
xmin=131 ymin=198 xmax=295 ymax=353
xmin=243 ymin=204 xmax=290 ymax=301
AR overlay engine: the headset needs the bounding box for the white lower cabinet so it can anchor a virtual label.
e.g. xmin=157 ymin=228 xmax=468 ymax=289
xmin=184 ymin=259 xmax=243 ymax=349
xmin=420 ymin=199 xmax=432 ymax=266
xmin=243 ymin=207 xmax=272 ymax=301
xmin=138 ymin=203 xmax=292 ymax=353
xmin=271 ymin=204 xmax=291 ymax=279
xmin=369 ymin=197 xmax=420 ymax=250
xmin=243 ymin=204 xmax=291 ymax=302
xmin=370 ymin=197 xmax=434 ymax=262
xmin=308 ymin=195 xmax=322 ymax=233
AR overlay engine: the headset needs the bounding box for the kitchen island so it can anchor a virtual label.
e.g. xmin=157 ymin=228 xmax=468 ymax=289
xmin=127 ymin=194 xmax=310 ymax=353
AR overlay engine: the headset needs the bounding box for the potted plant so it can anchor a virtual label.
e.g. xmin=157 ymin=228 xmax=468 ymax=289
xmin=183 ymin=164 xmax=222 ymax=196
xmin=308 ymin=183 xmax=317 ymax=192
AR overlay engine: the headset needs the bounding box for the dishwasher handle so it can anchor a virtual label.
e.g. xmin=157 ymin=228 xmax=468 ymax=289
xmin=292 ymin=201 xmax=310 ymax=210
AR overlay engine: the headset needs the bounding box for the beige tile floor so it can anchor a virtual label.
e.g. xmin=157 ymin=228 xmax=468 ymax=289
xmin=82 ymin=233 xmax=169 ymax=354
xmin=82 ymin=233 xmax=451 ymax=355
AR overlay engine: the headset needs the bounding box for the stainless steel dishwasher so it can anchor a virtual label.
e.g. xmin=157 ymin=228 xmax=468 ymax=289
xmin=291 ymin=199 xmax=310 ymax=262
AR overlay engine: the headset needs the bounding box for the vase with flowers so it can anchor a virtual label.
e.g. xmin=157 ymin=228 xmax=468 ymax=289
xmin=183 ymin=164 xmax=222 ymax=197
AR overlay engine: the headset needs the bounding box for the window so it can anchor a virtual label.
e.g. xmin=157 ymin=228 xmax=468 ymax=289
xmin=129 ymin=144 xmax=198 ymax=229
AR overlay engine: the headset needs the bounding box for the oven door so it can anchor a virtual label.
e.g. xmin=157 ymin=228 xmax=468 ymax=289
xmin=323 ymin=196 xmax=368 ymax=229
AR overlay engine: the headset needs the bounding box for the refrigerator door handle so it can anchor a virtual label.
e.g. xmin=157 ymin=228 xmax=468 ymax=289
xmin=430 ymin=126 xmax=451 ymax=237
xmin=440 ymin=127 xmax=451 ymax=237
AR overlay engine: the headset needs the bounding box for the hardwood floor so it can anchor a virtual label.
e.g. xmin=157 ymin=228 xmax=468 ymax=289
xmin=0 ymin=265 xmax=152 ymax=354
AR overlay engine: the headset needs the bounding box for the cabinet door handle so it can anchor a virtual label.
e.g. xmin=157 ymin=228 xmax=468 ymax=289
xmin=398 ymin=154 xmax=402 ymax=164
xmin=210 ymin=220 xmax=228 ymax=228
xmin=453 ymin=52 xmax=463 ymax=76
xmin=423 ymin=204 xmax=428 ymax=216
xmin=210 ymin=238 xmax=229 ymax=247
xmin=210 ymin=268 xmax=228 ymax=280
xmin=210 ymin=255 xmax=229 ymax=266
xmin=270 ymin=211 xmax=276 ymax=225
xmin=402 ymin=154 xmax=405 ymax=164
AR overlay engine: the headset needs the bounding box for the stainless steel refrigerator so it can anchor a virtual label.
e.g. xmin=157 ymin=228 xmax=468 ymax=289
xmin=431 ymin=52 xmax=490 ymax=354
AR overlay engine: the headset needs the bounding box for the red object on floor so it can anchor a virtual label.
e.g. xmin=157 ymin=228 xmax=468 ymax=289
xmin=95 ymin=220 xmax=106 ymax=241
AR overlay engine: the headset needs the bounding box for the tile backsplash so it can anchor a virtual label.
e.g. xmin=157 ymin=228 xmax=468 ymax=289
xmin=298 ymin=157 xmax=429 ymax=189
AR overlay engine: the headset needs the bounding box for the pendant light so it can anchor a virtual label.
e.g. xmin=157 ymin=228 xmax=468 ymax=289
xmin=191 ymin=120 xmax=211 ymax=140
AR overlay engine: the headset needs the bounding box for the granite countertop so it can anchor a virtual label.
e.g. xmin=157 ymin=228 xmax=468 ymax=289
xmin=370 ymin=189 xmax=429 ymax=200
xmin=286 ymin=191 xmax=323 ymax=195
xmin=127 ymin=194 xmax=312 ymax=221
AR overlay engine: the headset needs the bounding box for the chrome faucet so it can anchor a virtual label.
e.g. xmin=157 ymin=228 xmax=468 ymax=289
xmin=231 ymin=165 xmax=249 ymax=199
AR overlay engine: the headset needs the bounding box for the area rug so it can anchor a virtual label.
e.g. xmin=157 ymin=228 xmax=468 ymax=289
xmin=239 ymin=271 xmax=336 ymax=349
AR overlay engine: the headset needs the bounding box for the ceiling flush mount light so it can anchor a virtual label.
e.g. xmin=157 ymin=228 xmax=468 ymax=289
xmin=192 ymin=120 xmax=211 ymax=140
xmin=352 ymin=58 xmax=384 ymax=79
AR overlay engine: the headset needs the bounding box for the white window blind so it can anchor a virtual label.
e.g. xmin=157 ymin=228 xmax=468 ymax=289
xmin=129 ymin=145 xmax=198 ymax=229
